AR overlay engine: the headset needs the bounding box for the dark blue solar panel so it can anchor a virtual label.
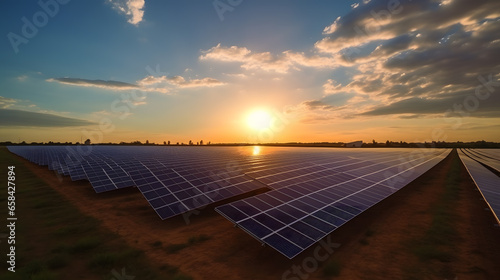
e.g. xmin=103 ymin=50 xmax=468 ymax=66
xmin=263 ymin=234 xmax=302 ymax=259
xmin=253 ymin=213 xmax=286 ymax=231
xmin=277 ymin=226 xmax=315 ymax=249
xmin=239 ymin=219 xmax=272 ymax=239
xmin=312 ymin=210 xmax=345 ymax=227
xmin=459 ymin=149 xmax=500 ymax=224
xmin=216 ymin=148 xmax=450 ymax=258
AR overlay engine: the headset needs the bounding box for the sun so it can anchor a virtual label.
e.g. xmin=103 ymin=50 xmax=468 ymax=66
xmin=247 ymin=110 xmax=272 ymax=130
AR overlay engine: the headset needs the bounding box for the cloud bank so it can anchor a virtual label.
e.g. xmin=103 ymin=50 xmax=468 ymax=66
xmin=306 ymin=0 xmax=500 ymax=119
xmin=47 ymin=78 xmax=140 ymax=90
xmin=48 ymin=74 xmax=225 ymax=94
xmin=0 ymin=109 xmax=97 ymax=127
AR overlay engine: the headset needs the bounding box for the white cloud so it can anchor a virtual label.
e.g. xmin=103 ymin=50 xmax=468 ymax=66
xmin=48 ymin=74 xmax=225 ymax=94
xmin=0 ymin=96 xmax=17 ymax=109
xmin=200 ymin=44 xmax=336 ymax=73
xmin=323 ymin=79 xmax=343 ymax=95
xmin=137 ymin=75 xmax=226 ymax=88
xmin=108 ymin=0 xmax=145 ymax=25
xmin=16 ymin=75 xmax=28 ymax=82
xmin=224 ymin=73 xmax=247 ymax=79
xmin=47 ymin=78 xmax=140 ymax=90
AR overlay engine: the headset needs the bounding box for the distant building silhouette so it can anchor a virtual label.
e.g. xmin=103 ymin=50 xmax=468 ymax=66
xmin=345 ymin=140 xmax=363 ymax=148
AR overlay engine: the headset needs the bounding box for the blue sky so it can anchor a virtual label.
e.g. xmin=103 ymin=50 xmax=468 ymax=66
xmin=1 ymin=0 xmax=499 ymax=143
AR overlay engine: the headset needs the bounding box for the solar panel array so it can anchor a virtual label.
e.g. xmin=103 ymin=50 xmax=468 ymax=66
xmin=216 ymin=148 xmax=449 ymax=258
xmin=8 ymin=145 xmax=451 ymax=258
xmin=458 ymin=149 xmax=500 ymax=224
xmin=7 ymin=146 xmax=269 ymax=219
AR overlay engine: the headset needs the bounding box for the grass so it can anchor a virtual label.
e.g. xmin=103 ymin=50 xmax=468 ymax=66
xmin=46 ymin=254 xmax=69 ymax=270
xmin=323 ymin=259 xmax=341 ymax=277
xmin=0 ymin=146 xmax=191 ymax=279
xmin=165 ymin=243 xmax=190 ymax=254
xmin=402 ymin=149 xmax=462 ymax=278
xmin=166 ymin=234 xmax=211 ymax=254
xmin=364 ymin=228 xmax=375 ymax=237
xmin=69 ymin=236 xmax=102 ymax=254
xmin=88 ymin=252 xmax=120 ymax=269
xmin=188 ymin=234 xmax=210 ymax=244
xmin=151 ymin=241 xmax=163 ymax=248
xmin=359 ymin=228 xmax=374 ymax=245
xmin=359 ymin=238 xmax=369 ymax=245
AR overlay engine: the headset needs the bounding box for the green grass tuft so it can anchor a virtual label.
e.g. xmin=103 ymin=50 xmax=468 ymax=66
xmin=323 ymin=259 xmax=341 ymax=277
xmin=46 ymin=254 xmax=69 ymax=269
xmin=30 ymin=270 xmax=58 ymax=280
xmin=188 ymin=234 xmax=210 ymax=245
xmin=152 ymin=241 xmax=163 ymax=248
xmin=359 ymin=238 xmax=369 ymax=245
xmin=165 ymin=243 xmax=189 ymax=254
xmin=171 ymin=274 xmax=194 ymax=280
xmin=412 ymin=245 xmax=453 ymax=262
xmin=69 ymin=236 xmax=102 ymax=254
xmin=88 ymin=252 xmax=119 ymax=269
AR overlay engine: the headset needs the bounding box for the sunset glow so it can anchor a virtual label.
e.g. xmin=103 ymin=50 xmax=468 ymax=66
xmin=1 ymin=1 xmax=499 ymax=144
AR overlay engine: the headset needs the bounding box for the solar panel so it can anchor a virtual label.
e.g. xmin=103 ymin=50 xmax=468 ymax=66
xmin=216 ymin=148 xmax=450 ymax=258
xmin=467 ymin=149 xmax=500 ymax=173
xmin=459 ymin=149 xmax=500 ymax=224
xmin=124 ymin=157 xmax=266 ymax=220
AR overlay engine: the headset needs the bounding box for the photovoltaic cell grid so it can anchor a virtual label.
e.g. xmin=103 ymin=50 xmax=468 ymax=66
xmin=458 ymin=149 xmax=500 ymax=224
xmin=81 ymin=158 xmax=135 ymax=193
xmin=8 ymin=145 xmax=451 ymax=251
xmin=248 ymin=151 xmax=407 ymax=190
xmin=7 ymin=145 xmax=273 ymax=219
xmin=121 ymin=158 xmax=265 ymax=219
xmin=216 ymin=148 xmax=450 ymax=258
xmin=463 ymin=149 xmax=500 ymax=174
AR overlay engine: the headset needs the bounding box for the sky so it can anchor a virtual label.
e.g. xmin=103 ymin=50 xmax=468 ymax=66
xmin=1 ymin=0 xmax=499 ymax=144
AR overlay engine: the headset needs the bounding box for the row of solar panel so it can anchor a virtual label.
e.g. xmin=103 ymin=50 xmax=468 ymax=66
xmin=463 ymin=149 xmax=500 ymax=173
xmin=458 ymin=149 xmax=500 ymax=225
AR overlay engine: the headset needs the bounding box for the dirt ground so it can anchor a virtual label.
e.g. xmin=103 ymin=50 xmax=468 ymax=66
xmin=16 ymin=149 xmax=500 ymax=280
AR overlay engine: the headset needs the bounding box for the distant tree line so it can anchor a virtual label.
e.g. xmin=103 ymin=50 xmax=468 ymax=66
xmin=1 ymin=140 xmax=499 ymax=148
